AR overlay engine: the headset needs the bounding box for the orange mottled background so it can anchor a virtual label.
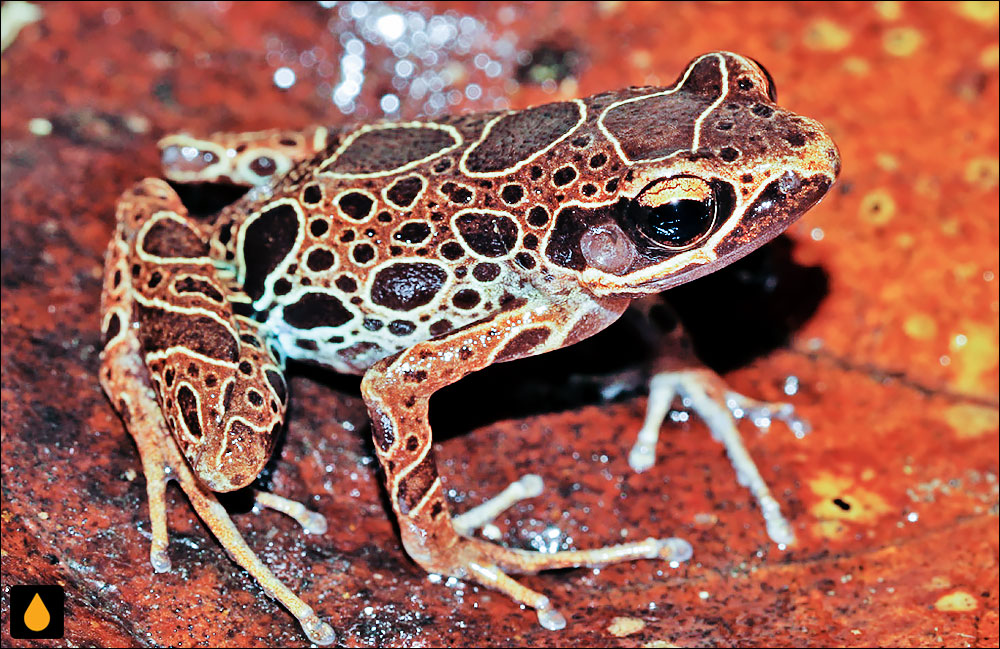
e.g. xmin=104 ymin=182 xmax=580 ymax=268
xmin=1 ymin=2 xmax=997 ymax=647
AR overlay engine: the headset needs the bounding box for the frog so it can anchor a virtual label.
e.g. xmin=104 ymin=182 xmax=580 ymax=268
xmin=99 ymin=51 xmax=840 ymax=644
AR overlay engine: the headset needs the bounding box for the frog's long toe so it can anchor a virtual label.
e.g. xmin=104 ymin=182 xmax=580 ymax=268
xmin=448 ymin=534 xmax=693 ymax=630
xmin=254 ymin=491 xmax=328 ymax=535
xmin=452 ymin=473 xmax=544 ymax=536
xmin=631 ymin=369 xmax=799 ymax=546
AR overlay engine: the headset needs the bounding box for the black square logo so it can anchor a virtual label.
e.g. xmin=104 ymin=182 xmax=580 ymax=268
xmin=9 ymin=585 xmax=65 ymax=639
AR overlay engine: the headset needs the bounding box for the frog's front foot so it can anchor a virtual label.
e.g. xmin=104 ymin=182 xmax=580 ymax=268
xmin=630 ymin=368 xmax=803 ymax=547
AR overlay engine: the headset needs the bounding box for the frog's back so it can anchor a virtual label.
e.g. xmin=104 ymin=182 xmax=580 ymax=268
xmin=218 ymin=52 xmax=837 ymax=374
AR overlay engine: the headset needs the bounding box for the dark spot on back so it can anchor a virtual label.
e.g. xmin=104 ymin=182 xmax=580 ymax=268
xmin=553 ymin=166 xmax=577 ymax=186
xmin=283 ymin=292 xmax=354 ymax=329
xmin=302 ymin=184 xmax=323 ymax=204
xmin=440 ymin=241 xmax=465 ymax=260
xmin=386 ymin=175 xmax=424 ymax=208
xmin=455 ymin=212 xmax=518 ymax=257
xmin=452 ymin=289 xmax=480 ymax=309
xmin=388 ymin=320 xmax=416 ymax=336
xmin=472 ymin=262 xmax=500 ymax=282
xmin=370 ymin=263 xmax=449 ymax=311
xmin=338 ymin=192 xmax=374 ymax=221
xmin=306 ymin=248 xmax=335 ymax=271
xmin=501 ymin=184 xmax=524 ymax=205
xmin=242 ymin=203 xmax=300 ymax=300
xmin=527 ymin=206 xmax=549 ymax=227
xmin=394 ymin=222 xmax=431 ymax=244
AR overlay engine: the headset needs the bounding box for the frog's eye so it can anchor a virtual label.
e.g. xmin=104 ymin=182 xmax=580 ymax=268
xmin=749 ymin=57 xmax=778 ymax=102
xmin=629 ymin=176 xmax=717 ymax=250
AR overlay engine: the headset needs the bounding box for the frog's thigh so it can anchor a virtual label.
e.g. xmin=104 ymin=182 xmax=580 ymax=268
xmin=99 ymin=179 xmax=335 ymax=645
xmin=158 ymin=125 xmax=335 ymax=186
xmin=360 ymin=304 xmax=692 ymax=630
xmin=626 ymin=295 xmax=801 ymax=546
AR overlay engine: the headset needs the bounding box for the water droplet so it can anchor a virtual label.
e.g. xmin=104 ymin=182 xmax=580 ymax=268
xmin=273 ymin=66 xmax=296 ymax=89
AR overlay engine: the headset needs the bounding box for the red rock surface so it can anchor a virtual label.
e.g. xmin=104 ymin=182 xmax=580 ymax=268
xmin=2 ymin=2 xmax=997 ymax=647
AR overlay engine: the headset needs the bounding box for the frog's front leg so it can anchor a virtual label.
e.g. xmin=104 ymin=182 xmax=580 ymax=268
xmin=100 ymin=178 xmax=335 ymax=645
xmin=361 ymin=302 xmax=693 ymax=630
xmin=158 ymin=124 xmax=337 ymax=186
xmin=626 ymin=296 xmax=805 ymax=546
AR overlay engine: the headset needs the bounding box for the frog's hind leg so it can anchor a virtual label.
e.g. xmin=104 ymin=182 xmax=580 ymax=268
xmin=158 ymin=125 xmax=338 ymax=186
xmin=626 ymin=296 xmax=803 ymax=546
xmin=99 ymin=178 xmax=335 ymax=645
xmin=361 ymin=303 xmax=693 ymax=630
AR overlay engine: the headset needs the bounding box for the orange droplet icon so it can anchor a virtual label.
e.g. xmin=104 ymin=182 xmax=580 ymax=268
xmin=24 ymin=592 xmax=51 ymax=632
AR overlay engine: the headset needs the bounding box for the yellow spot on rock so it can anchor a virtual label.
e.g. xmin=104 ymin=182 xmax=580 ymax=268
xmin=982 ymin=44 xmax=1000 ymax=69
xmin=843 ymin=56 xmax=871 ymax=76
xmin=935 ymin=590 xmax=979 ymax=611
xmin=643 ymin=642 xmax=680 ymax=649
xmin=964 ymin=157 xmax=999 ymax=190
xmin=884 ymin=26 xmax=924 ymax=57
xmin=630 ymin=49 xmax=653 ymax=70
xmin=608 ymin=616 xmax=646 ymax=637
xmin=875 ymin=1 xmax=903 ymax=20
xmin=859 ymin=189 xmax=896 ymax=225
xmin=955 ymin=1 xmax=999 ymax=24
xmin=942 ymin=403 xmax=998 ymax=439
xmin=875 ymin=153 xmax=899 ymax=171
xmin=804 ymin=19 xmax=852 ymax=51
xmin=903 ymin=313 xmax=937 ymax=340
xmin=929 ymin=575 xmax=952 ymax=589
xmin=949 ymin=320 xmax=999 ymax=395
xmin=808 ymin=471 xmax=893 ymax=531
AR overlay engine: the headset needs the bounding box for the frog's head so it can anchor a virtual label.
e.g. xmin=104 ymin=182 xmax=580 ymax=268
xmin=555 ymin=52 xmax=840 ymax=297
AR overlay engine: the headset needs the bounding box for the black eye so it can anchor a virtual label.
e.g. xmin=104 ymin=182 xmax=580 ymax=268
xmin=629 ymin=176 xmax=717 ymax=250
xmin=749 ymin=57 xmax=778 ymax=102
xmin=637 ymin=199 xmax=715 ymax=248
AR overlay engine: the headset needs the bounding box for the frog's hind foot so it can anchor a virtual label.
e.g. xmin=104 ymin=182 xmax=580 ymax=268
xmin=629 ymin=368 xmax=800 ymax=546
xmin=169 ymin=451 xmax=336 ymax=645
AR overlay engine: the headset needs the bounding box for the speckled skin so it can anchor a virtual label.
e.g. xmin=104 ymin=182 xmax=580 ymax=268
xmin=99 ymin=52 xmax=839 ymax=642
